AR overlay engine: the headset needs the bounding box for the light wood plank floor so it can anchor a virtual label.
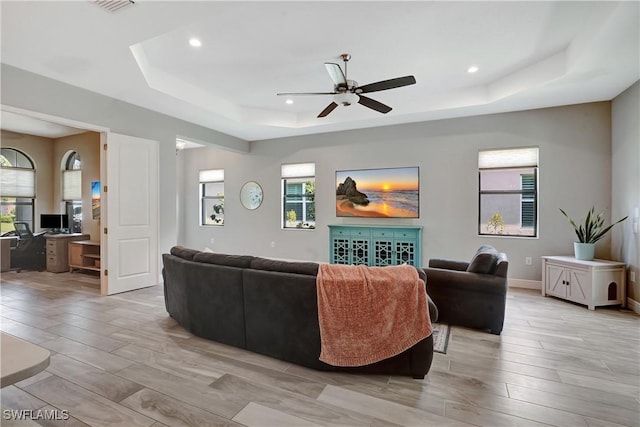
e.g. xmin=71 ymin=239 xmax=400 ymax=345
xmin=1 ymin=270 xmax=638 ymax=427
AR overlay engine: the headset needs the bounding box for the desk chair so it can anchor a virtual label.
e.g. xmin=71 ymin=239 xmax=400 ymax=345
xmin=10 ymin=222 xmax=46 ymax=272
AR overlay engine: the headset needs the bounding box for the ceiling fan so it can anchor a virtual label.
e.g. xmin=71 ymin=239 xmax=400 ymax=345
xmin=277 ymin=53 xmax=416 ymax=118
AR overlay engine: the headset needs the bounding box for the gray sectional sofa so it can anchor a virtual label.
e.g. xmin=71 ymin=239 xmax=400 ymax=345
xmin=162 ymin=246 xmax=438 ymax=378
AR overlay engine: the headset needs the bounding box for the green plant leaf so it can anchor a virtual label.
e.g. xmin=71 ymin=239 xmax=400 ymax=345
xmin=560 ymin=207 xmax=628 ymax=243
xmin=588 ymin=215 xmax=629 ymax=243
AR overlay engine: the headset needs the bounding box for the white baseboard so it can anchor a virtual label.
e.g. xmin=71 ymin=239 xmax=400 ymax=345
xmin=508 ymin=279 xmax=541 ymax=290
xmin=626 ymin=297 xmax=640 ymax=314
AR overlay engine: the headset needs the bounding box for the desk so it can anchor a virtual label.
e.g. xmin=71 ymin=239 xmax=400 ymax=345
xmin=1 ymin=236 xmax=18 ymax=272
xmin=45 ymin=233 xmax=90 ymax=273
xmin=0 ymin=332 xmax=50 ymax=387
xmin=69 ymin=240 xmax=101 ymax=273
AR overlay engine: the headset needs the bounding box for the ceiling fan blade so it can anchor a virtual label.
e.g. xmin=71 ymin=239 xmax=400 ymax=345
xmin=277 ymin=92 xmax=336 ymax=96
xmin=318 ymin=102 xmax=338 ymax=118
xmin=324 ymin=63 xmax=347 ymax=87
xmin=358 ymin=95 xmax=392 ymax=114
xmin=356 ymin=75 xmax=416 ymax=94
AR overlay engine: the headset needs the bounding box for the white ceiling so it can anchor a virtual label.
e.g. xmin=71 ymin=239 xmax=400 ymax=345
xmin=1 ymin=111 xmax=87 ymax=138
xmin=1 ymin=1 xmax=638 ymax=142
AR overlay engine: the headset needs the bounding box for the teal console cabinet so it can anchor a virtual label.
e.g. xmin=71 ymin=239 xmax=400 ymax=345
xmin=328 ymin=225 xmax=423 ymax=267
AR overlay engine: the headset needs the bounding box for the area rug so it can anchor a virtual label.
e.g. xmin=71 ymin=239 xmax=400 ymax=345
xmin=432 ymin=323 xmax=450 ymax=354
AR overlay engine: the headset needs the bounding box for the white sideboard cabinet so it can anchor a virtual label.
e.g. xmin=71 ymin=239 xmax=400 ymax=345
xmin=541 ymin=256 xmax=626 ymax=310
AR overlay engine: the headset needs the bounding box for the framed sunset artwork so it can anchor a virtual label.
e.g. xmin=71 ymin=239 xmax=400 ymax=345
xmin=335 ymin=167 xmax=420 ymax=218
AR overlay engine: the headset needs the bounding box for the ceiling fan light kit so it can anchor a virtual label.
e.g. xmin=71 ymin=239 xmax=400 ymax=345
xmin=277 ymin=53 xmax=416 ymax=118
xmin=334 ymin=92 xmax=359 ymax=106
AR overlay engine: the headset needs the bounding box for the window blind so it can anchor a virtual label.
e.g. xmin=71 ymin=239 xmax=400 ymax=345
xmin=281 ymin=163 xmax=315 ymax=178
xmin=0 ymin=168 xmax=35 ymax=198
xmin=63 ymin=170 xmax=82 ymax=201
xmin=199 ymin=169 xmax=224 ymax=182
xmin=478 ymin=147 xmax=538 ymax=169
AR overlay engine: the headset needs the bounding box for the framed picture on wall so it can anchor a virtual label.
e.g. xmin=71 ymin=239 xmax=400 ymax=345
xmin=91 ymin=181 xmax=101 ymax=221
xmin=336 ymin=166 xmax=420 ymax=218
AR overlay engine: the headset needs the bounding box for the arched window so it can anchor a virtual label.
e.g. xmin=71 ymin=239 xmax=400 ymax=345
xmin=66 ymin=151 xmax=81 ymax=170
xmin=62 ymin=151 xmax=82 ymax=233
xmin=0 ymin=148 xmax=35 ymax=232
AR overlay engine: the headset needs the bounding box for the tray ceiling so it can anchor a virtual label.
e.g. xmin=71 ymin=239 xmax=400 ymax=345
xmin=1 ymin=1 xmax=638 ymax=141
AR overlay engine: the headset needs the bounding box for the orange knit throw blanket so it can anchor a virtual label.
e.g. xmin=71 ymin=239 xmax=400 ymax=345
xmin=316 ymin=263 xmax=432 ymax=367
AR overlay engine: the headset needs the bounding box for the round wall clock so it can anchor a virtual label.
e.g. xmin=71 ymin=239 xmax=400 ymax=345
xmin=240 ymin=181 xmax=263 ymax=210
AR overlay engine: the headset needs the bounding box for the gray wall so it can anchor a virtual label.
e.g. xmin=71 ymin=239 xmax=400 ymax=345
xmin=612 ymin=81 xmax=640 ymax=306
xmin=1 ymin=64 xmax=248 ymax=257
xmin=3 ymin=63 xmax=632 ymax=288
xmin=179 ymin=102 xmax=615 ymax=282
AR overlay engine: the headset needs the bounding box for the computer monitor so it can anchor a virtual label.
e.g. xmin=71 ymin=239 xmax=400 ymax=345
xmin=40 ymin=214 xmax=69 ymax=230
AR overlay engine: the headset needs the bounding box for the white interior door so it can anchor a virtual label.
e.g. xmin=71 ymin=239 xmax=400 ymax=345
xmin=104 ymin=133 xmax=159 ymax=295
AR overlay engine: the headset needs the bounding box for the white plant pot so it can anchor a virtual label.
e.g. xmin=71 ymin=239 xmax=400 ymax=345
xmin=574 ymin=242 xmax=595 ymax=261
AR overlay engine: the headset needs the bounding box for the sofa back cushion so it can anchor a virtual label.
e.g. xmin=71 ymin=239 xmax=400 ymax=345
xmin=170 ymin=246 xmax=201 ymax=261
xmin=250 ymin=257 xmax=319 ymax=276
xmin=242 ymin=268 xmax=323 ymax=369
xmin=182 ymin=260 xmax=247 ymax=348
xmin=466 ymin=245 xmax=500 ymax=274
xmin=193 ymin=252 xmax=254 ymax=269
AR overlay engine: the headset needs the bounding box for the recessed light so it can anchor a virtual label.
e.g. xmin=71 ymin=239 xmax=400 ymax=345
xmin=189 ymin=38 xmax=202 ymax=47
xmin=467 ymin=65 xmax=479 ymax=74
xmin=285 ymin=99 xmax=294 ymax=105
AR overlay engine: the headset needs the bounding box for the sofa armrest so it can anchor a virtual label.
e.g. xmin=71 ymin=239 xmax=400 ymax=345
xmin=427 ymin=295 xmax=438 ymax=323
xmin=428 ymin=259 xmax=469 ymax=271
xmin=424 ymin=267 xmax=507 ymax=296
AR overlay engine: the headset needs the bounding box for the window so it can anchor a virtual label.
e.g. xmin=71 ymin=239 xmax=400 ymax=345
xmin=282 ymin=163 xmax=315 ymax=229
xmin=0 ymin=148 xmax=35 ymax=233
xmin=478 ymin=147 xmax=538 ymax=237
xmin=200 ymin=169 xmax=224 ymax=225
xmin=63 ymin=151 xmax=82 ymax=233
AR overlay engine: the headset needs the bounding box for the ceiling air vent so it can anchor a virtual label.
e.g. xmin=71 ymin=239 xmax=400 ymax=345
xmin=93 ymin=0 xmax=135 ymax=13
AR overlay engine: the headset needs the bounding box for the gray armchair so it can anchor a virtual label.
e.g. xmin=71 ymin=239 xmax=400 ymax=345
xmin=423 ymin=245 xmax=508 ymax=335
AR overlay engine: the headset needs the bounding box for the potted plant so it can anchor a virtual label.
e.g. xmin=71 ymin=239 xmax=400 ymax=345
xmin=487 ymin=212 xmax=505 ymax=234
xmin=559 ymin=207 xmax=628 ymax=260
